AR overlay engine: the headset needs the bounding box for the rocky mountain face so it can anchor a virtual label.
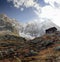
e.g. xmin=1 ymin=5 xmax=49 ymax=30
xmin=0 ymin=14 xmax=60 ymax=40
xmin=0 ymin=14 xmax=20 ymax=36
xmin=19 ymin=20 xmax=60 ymax=40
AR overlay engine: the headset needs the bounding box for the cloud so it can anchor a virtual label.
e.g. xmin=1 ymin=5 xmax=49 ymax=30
xmin=34 ymin=0 xmax=60 ymax=27
xmin=44 ymin=0 xmax=60 ymax=7
xmin=7 ymin=0 xmax=41 ymax=12
xmin=43 ymin=0 xmax=60 ymax=26
xmin=7 ymin=0 xmax=60 ymax=27
xmin=19 ymin=32 xmax=35 ymax=40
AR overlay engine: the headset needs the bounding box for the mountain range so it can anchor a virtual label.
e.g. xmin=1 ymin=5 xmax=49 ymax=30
xmin=0 ymin=14 xmax=60 ymax=62
xmin=19 ymin=18 xmax=60 ymax=40
xmin=0 ymin=14 xmax=60 ymax=40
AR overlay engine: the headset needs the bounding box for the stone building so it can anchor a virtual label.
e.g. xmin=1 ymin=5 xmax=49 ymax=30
xmin=46 ymin=27 xmax=57 ymax=34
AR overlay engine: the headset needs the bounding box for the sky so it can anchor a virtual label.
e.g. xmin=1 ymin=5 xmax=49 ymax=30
xmin=0 ymin=0 xmax=45 ymax=22
xmin=0 ymin=0 xmax=60 ymax=26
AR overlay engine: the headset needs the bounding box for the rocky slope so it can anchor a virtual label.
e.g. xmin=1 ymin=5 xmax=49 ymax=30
xmin=0 ymin=14 xmax=20 ymax=36
xmin=22 ymin=31 xmax=60 ymax=62
xmin=0 ymin=29 xmax=60 ymax=62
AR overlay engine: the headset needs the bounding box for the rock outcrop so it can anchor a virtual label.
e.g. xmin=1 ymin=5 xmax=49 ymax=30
xmin=0 ymin=14 xmax=19 ymax=36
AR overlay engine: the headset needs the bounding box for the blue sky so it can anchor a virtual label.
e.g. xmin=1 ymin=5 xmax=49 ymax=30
xmin=0 ymin=0 xmax=60 ymax=27
xmin=0 ymin=0 xmax=46 ymax=22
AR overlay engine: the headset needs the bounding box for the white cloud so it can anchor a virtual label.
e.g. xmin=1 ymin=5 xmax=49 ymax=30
xmin=44 ymin=0 xmax=60 ymax=7
xmin=34 ymin=0 xmax=60 ymax=27
xmin=7 ymin=0 xmax=60 ymax=27
xmin=24 ymin=0 xmax=35 ymax=8
xmin=19 ymin=32 xmax=35 ymax=40
xmin=7 ymin=0 xmax=41 ymax=12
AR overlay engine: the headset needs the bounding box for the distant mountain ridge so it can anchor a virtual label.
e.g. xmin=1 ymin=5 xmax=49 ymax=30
xmin=0 ymin=14 xmax=60 ymax=40
xmin=19 ymin=19 xmax=60 ymax=40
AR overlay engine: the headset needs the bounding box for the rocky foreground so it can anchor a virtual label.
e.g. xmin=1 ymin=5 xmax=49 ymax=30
xmin=0 ymin=31 xmax=60 ymax=62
